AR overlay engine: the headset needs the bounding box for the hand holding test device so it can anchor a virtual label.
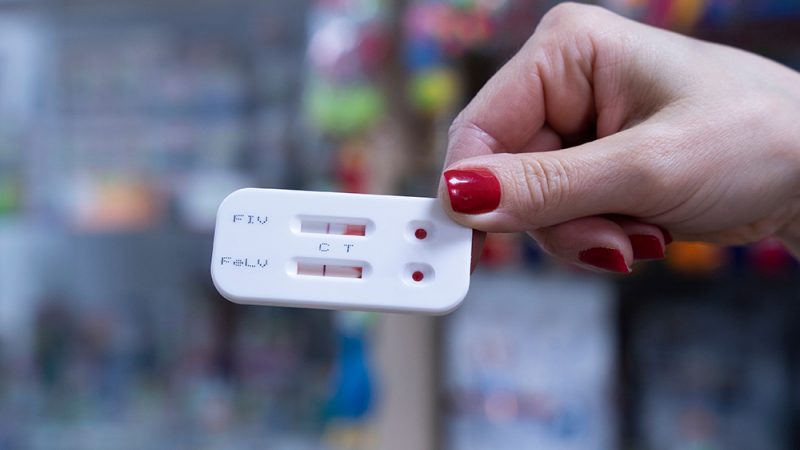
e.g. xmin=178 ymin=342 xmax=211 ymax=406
xmin=211 ymin=188 xmax=472 ymax=314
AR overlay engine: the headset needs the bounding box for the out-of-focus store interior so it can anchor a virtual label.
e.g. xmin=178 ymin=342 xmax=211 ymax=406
xmin=0 ymin=0 xmax=799 ymax=449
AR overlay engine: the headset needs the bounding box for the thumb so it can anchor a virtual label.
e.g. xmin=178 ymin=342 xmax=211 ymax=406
xmin=438 ymin=130 xmax=653 ymax=232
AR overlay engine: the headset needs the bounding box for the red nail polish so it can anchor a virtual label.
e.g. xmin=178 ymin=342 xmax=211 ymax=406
xmin=578 ymin=248 xmax=630 ymax=273
xmin=443 ymin=169 xmax=501 ymax=214
xmin=659 ymin=227 xmax=673 ymax=245
xmin=629 ymin=234 xmax=665 ymax=260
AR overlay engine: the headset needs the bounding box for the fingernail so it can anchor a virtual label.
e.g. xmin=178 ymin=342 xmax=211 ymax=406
xmin=629 ymin=234 xmax=665 ymax=260
xmin=578 ymin=248 xmax=630 ymax=273
xmin=659 ymin=227 xmax=673 ymax=245
xmin=443 ymin=169 xmax=501 ymax=214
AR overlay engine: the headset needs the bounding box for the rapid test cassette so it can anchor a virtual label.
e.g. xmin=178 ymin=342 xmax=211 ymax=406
xmin=210 ymin=188 xmax=472 ymax=314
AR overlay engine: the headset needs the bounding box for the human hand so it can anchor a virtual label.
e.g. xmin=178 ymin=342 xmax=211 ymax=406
xmin=439 ymin=3 xmax=800 ymax=273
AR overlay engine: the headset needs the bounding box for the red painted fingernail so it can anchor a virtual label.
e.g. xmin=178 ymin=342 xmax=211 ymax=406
xmin=443 ymin=169 xmax=501 ymax=214
xmin=659 ymin=227 xmax=673 ymax=245
xmin=629 ymin=234 xmax=665 ymax=260
xmin=578 ymin=248 xmax=630 ymax=273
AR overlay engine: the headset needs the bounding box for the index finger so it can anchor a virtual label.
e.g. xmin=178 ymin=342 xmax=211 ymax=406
xmin=444 ymin=50 xmax=546 ymax=168
xmin=444 ymin=3 xmax=612 ymax=168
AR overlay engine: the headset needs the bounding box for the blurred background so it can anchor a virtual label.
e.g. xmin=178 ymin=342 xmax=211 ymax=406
xmin=0 ymin=0 xmax=799 ymax=449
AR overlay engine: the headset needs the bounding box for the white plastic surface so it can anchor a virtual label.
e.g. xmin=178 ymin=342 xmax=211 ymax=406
xmin=210 ymin=188 xmax=472 ymax=314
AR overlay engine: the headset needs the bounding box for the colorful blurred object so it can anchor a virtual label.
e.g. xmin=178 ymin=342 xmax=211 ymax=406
xmin=478 ymin=233 xmax=522 ymax=268
xmin=444 ymin=272 xmax=618 ymax=450
xmin=666 ymin=242 xmax=726 ymax=274
xmin=306 ymin=0 xmax=390 ymax=138
xmin=307 ymin=81 xmax=386 ymax=136
xmin=749 ymin=238 xmax=795 ymax=276
xmin=666 ymin=0 xmax=709 ymax=30
xmin=65 ymin=176 xmax=164 ymax=232
xmin=408 ymin=67 xmax=460 ymax=115
xmin=405 ymin=2 xmax=497 ymax=56
xmin=326 ymin=312 xmax=375 ymax=421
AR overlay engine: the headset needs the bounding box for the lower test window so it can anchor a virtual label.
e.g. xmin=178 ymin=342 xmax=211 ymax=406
xmin=297 ymin=262 xmax=363 ymax=279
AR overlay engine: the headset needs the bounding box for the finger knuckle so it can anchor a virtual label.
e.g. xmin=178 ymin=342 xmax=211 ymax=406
xmin=517 ymin=156 xmax=571 ymax=220
xmin=539 ymin=2 xmax=603 ymax=31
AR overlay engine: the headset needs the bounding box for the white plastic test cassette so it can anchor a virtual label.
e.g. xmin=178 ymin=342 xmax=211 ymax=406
xmin=211 ymin=188 xmax=472 ymax=314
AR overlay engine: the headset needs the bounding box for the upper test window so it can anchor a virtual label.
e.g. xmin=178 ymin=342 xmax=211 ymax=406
xmin=299 ymin=218 xmax=369 ymax=236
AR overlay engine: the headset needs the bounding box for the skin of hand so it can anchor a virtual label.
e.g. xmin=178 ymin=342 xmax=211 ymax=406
xmin=438 ymin=3 xmax=800 ymax=273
